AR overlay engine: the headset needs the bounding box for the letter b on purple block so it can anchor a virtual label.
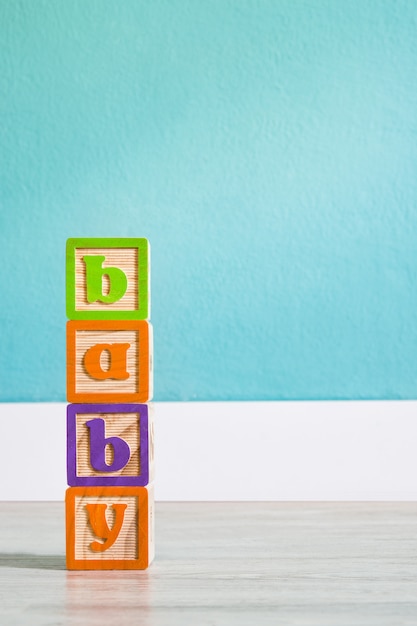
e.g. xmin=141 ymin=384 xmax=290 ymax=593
xmin=86 ymin=418 xmax=130 ymax=472
xmin=67 ymin=403 xmax=151 ymax=486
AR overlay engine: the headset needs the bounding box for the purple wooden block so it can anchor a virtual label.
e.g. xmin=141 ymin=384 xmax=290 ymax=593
xmin=67 ymin=403 xmax=153 ymax=486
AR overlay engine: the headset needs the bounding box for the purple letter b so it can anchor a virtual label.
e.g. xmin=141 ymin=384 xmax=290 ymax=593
xmin=86 ymin=418 xmax=131 ymax=472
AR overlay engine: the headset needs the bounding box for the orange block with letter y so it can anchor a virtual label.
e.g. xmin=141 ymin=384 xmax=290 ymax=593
xmin=66 ymin=485 xmax=155 ymax=570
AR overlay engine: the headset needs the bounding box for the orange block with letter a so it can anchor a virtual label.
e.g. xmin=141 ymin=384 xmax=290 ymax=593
xmin=66 ymin=320 xmax=153 ymax=403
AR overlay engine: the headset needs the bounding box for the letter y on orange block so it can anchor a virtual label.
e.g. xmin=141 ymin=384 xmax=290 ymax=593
xmin=66 ymin=486 xmax=155 ymax=570
xmin=85 ymin=503 xmax=127 ymax=551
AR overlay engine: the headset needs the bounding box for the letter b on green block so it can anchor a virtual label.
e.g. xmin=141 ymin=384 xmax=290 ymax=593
xmin=66 ymin=238 xmax=150 ymax=320
xmin=83 ymin=255 xmax=127 ymax=304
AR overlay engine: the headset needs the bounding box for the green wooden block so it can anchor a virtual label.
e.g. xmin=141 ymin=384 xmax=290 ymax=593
xmin=66 ymin=238 xmax=150 ymax=320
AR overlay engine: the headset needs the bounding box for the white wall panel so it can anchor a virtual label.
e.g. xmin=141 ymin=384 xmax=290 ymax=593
xmin=1 ymin=401 xmax=416 ymax=500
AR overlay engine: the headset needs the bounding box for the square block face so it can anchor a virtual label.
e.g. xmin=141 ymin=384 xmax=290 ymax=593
xmin=66 ymin=485 xmax=154 ymax=570
xmin=67 ymin=320 xmax=153 ymax=403
xmin=66 ymin=238 xmax=150 ymax=320
xmin=67 ymin=403 xmax=153 ymax=486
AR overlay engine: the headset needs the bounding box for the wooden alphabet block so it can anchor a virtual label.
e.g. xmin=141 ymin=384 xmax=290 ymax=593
xmin=66 ymin=320 xmax=153 ymax=403
xmin=66 ymin=485 xmax=155 ymax=570
xmin=66 ymin=238 xmax=150 ymax=320
xmin=67 ymin=403 xmax=155 ymax=487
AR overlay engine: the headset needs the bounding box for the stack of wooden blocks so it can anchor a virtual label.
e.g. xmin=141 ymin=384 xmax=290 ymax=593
xmin=65 ymin=238 xmax=155 ymax=570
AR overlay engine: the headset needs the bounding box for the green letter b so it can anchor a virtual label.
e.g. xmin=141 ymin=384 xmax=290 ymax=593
xmin=83 ymin=255 xmax=128 ymax=304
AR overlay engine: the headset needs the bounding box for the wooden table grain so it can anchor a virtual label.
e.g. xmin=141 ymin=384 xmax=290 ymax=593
xmin=0 ymin=502 xmax=416 ymax=625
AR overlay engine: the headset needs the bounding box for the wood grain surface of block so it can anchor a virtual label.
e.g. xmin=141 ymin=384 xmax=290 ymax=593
xmin=66 ymin=238 xmax=150 ymax=321
xmin=66 ymin=485 xmax=154 ymax=570
xmin=66 ymin=320 xmax=153 ymax=403
xmin=67 ymin=403 xmax=154 ymax=487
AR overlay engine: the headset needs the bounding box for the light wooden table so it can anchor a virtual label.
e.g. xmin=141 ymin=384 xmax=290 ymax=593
xmin=0 ymin=502 xmax=416 ymax=625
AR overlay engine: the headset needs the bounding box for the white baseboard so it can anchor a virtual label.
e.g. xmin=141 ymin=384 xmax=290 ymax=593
xmin=1 ymin=401 xmax=417 ymax=500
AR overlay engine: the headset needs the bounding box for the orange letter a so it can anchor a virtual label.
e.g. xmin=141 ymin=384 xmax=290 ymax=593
xmin=86 ymin=503 xmax=127 ymax=552
xmin=83 ymin=343 xmax=130 ymax=380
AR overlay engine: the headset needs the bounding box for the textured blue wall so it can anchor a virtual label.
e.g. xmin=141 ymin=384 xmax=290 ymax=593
xmin=1 ymin=0 xmax=417 ymax=401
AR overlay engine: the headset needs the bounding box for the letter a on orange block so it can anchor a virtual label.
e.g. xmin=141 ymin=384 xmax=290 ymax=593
xmin=83 ymin=343 xmax=130 ymax=380
xmin=86 ymin=503 xmax=127 ymax=552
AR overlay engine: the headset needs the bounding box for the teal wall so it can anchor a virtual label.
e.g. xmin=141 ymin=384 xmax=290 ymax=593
xmin=1 ymin=0 xmax=417 ymax=401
